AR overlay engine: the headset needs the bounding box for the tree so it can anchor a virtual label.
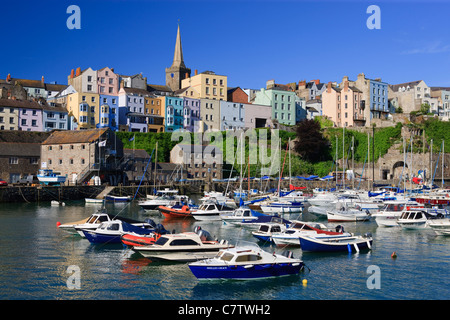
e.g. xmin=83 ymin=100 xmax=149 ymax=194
xmin=293 ymin=119 xmax=331 ymax=162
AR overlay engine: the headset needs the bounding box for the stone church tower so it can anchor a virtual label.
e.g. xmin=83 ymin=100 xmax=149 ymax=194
xmin=165 ymin=24 xmax=191 ymax=91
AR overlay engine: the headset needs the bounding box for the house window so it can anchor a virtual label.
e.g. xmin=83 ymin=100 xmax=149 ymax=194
xmin=9 ymin=157 xmax=18 ymax=164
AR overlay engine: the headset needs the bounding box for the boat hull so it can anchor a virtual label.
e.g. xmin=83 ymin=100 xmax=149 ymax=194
xmin=105 ymin=196 xmax=131 ymax=202
xmin=82 ymin=230 xmax=122 ymax=243
xmin=299 ymin=236 xmax=373 ymax=252
xmin=121 ymin=234 xmax=158 ymax=247
xmin=132 ymin=247 xmax=226 ymax=261
xmin=158 ymin=206 xmax=193 ymax=219
xmin=189 ymin=262 xmax=303 ymax=280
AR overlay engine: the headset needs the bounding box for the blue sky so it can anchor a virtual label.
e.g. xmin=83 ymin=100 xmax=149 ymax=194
xmin=1 ymin=0 xmax=450 ymax=89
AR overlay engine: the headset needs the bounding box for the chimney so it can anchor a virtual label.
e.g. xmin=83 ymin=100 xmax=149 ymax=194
xmin=111 ymin=68 xmax=114 ymax=72
xmin=70 ymin=69 xmax=74 ymax=78
xmin=76 ymin=67 xmax=81 ymax=76
xmin=120 ymin=80 xmax=124 ymax=89
xmin=185 ymin=72 xmax=189 ymax=79
xmin=314 ymin=79 xmax=320 ymax=85
xmin=327 ymin=81 xmax=332 ymax=93
xmin=195 ymin=69 xmax=198 ymax=76
xmin=6 ymin=74 xmax=11 ymax=82
xmin=41 ymin=76 xmax=44 ymax=84
xmin=344 ymin=80 xmax=349 ymax=90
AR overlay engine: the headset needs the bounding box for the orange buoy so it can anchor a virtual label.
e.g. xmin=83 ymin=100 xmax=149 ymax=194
xmin=391 ymin=251 xmax=397 ymax=259
xmin=56 ymin=221 xmax=61 ymax=227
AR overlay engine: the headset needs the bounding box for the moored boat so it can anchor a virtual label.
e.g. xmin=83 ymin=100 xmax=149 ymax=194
xmin=82 ymin=220 xmax=155 ymax=244
xmin=37 ymin=169 xmax=66 ymax=186
xmin=298 ymin=233 xmax=373 ymax=253
xmin=326 ymin=206 xmax=371 ymax=222
xmin=121 ymin=223 xmax=170 ymax=247
xmin=105 ymin=195 xmax=132 ymax=202
xmin=132 ymin=227 xmax=232 ymax=261
xmin=188 ymin=241 xmax=304 ymax=280
xmin=271 ymin=220 xmax=350 ymax=246
xmin=191 ymin=200 xmax=235 ymax=221
xmin=158 ymin=204 xmax=193 ymax=219
xmin=428 ymin=218 xmax=450 ymax=235
xmin=251 ymin=217 xmax=287 ymax=243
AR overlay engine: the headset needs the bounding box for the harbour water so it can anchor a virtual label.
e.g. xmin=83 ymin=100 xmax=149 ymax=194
xmin=0 ymin=199 xmax=449 ymax=301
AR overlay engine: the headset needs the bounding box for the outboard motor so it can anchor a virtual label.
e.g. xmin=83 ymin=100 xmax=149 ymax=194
xmin=144 ymin=218 xmax=157 ymax=228
xmin=194 ymin=226 xmax=202 ymax=234
xmin=155 ymin=223 xmax=169 ymax=235
xmin=336 ymin=225 xmax=345 ymax=233
xmin=281 ymin=250 xmax=294 ymax=259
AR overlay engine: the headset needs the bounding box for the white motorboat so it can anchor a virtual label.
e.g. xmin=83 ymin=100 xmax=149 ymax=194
xmin=138 ymin=189 xmax=188 ymax=211
xmin=326 ymin=205 xmax=372 ymax=222
xmin=191 ymin=200 xmax=235 ymax=221
xmin=200 ymin=191 xmax=237 ymax=208
xmin=37 ymin=169 xmax=66 ymax=186
xmin=271 ymin=220 xmax=350 ymax=246
xmin=251 ymin=217 xmax=288 ymax=243
xmin=428 ymin=218 xmax=450 ymax=235
xmin=132 ymin=228 xmax=232 ymax=261
xmin=397 ymin=210 xmax=429 ymax=230
xmin=373 ymin=200 xmax=422 ymax=227
xmin=58 ymin=210 xmax=153 ymax=237
xmin=220 ymin=206 xmax=260 ymax=225
xmin=85 ymin=198 xmax=104 ymax=204
xmin=81 ymin=220 xmax=155 ymax=244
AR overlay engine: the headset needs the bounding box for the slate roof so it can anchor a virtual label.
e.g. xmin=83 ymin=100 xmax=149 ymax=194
xmin=389 ymin=80 xmax=422 ymax=92
xmin=42 ymin=128 xmax=108 ymax=145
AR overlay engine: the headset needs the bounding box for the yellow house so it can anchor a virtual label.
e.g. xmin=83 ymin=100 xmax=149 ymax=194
xmin=144 ymin=96 xmax=165 ymax=132
xmin=67 ymin=92 xmax=100 ymax=129
xmin=181 ymin=70 xmax=227 ymax=101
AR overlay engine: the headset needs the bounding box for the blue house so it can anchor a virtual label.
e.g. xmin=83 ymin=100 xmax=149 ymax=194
xmin=98 ymin=95 xmax=119 ymax=131
xmin=369 ymin=80 xmax=389 ymax=120
xmin=164 ymin=96 xmax=184 ymax=132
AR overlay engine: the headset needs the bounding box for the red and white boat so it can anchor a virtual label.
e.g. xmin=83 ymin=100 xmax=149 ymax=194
xmin=415 ymin=192 xmax=450 ymax=206
xmin=121 ymin=233 xmax=161 ymax=247
xmin=157 ymin=205 xmax=194 ymax=219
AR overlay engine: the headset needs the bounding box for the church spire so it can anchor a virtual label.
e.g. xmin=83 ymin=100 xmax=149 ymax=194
xmin=165 ymin=22 xmax=191 ymax=91
xmin=172 ymin=23 xmax=186 ymax=69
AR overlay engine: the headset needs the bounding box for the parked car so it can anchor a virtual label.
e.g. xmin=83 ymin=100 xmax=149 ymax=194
xmin=0 ymin=180 xmax=8 ymax=186
xmin=18 ymin=175 xmax=39 ymax=185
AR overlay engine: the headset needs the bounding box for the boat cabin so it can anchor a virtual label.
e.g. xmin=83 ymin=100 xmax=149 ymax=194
xmin=399 ymin=210 xmax=427 ymax=220
xmin=257 ymin=224 xmax=283 ymax=234
xmin=232 ymin=207 xmax=253 ymax=217
xmin=216 ymin=250 xmax=263 ymax=263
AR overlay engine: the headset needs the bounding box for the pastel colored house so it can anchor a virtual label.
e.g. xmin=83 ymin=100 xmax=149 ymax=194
xmin=253 ymin=87 xmax=297 ymax=126
xmin=97 ymin=67 xmax=119 ymax=96
xmin=200 ymin=98 xmax=220 ymax=131
xmin=99 ymin=95 xmax=119 ymax=131
xmin=118 ymin=87 xmax=149 ymax=132
xmin=42 ymin=104 xmax=69 ymax=131
xmin=161 ymin=96 xmax=184 ymax=132
xmin=431 ymin=87 xmax=450 ymax=119
xmin=68 ymin=67 xmax=98 ymax=94
xmin=67 ymin=91 xmax=100 ymax=130
xmin=181 ymin=70 xmax=227 ymax=101
xmin=183 ymin=97 xmax=201 ymax=132
xmin=144 ymin=96 xmax=165 ymax=133
xmin=322 ymin=81 xmax=365 ymax=127
xmin=219 ymin=101 xmax=245 ymax=131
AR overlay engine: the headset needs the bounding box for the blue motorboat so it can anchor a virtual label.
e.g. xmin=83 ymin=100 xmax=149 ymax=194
xmin=82 ymin=220 xmax=155 ymax=244
xmin=298 ymin=233 xmax=373 ymax=253
xmin=189 ymin=241 xmax=304 ymax=280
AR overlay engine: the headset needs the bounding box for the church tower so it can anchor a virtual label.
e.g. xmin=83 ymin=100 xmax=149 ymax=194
xmin=165 ymin=24 xmax=191 ymax=91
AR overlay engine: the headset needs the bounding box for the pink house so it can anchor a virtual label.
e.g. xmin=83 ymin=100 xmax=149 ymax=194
xmin=322 ymin=81 xmax=365 ymax=127
xmin=244 ymin=103 xmax=273 ymax=129
xmin=97 ymin=67 xmax=119 ymax=96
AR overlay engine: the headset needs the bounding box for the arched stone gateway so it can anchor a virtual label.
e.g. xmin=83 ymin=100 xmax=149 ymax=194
xmin=392 ymin=161 xmax=408 ymax=180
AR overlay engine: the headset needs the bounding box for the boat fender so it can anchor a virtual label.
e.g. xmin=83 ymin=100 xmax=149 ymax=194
xmin=194 ymin=226 xmax=202 ymax=233
xmin=56 ymin=221 xmax=61 ymax=227
xmin=347 ymin=243 xmax=352 ymax=253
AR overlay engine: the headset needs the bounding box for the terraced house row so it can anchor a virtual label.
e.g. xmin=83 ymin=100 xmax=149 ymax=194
xmin=2 ymin=24 xmax=450 ymax=134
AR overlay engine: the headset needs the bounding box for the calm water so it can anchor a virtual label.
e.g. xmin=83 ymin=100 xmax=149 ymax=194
xmin=0 ymin=199 xmax=449 ymax=301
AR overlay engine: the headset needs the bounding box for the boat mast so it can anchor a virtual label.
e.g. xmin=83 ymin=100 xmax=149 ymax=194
xmin=343 ymin=125 xmax=345 ymax=190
